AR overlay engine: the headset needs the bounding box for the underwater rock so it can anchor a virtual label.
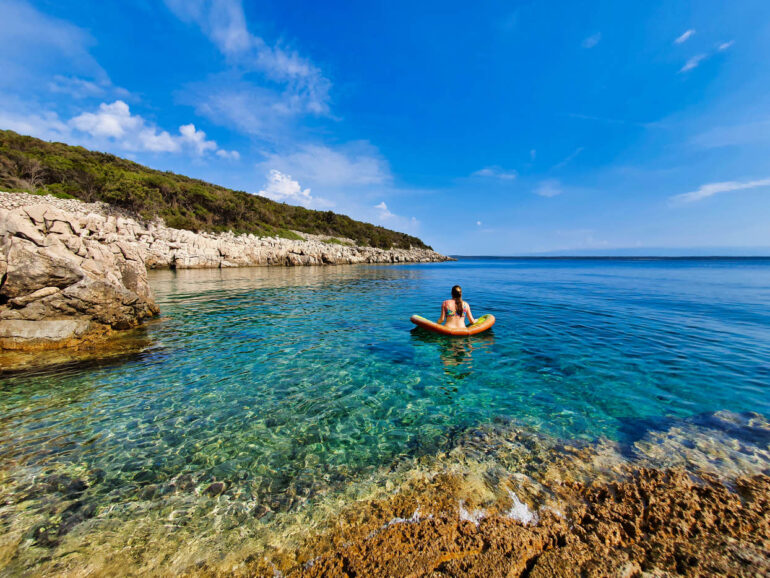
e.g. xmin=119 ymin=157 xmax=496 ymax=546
xmin=203 ymin=481 xmax=227 ymax=497
xmin=138 ymin=485 xmax=158 ymax=500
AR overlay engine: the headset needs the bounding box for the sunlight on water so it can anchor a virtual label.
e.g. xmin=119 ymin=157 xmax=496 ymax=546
xmin=1 ymin=259 xmax=769 ymax=574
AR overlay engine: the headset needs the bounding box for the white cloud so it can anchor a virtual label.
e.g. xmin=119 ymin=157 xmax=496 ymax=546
xmin=375 ymin=201 xmax=393 ymax=218
xmin=258 ymin=169 xmax=315 ymax=206
xmin=680 ymin=54 xmax=707 ymax=73
xmin=674 ymin=29 xmax=695 ymax=44
xmin=179 ymin=123 xmax=218 ymax=155
xmin=216 ymin=149 xmax=241 ymax=160
xmin=670 ymin=178 xmax=770 ymax=203
xmin=678 ymin=40 xmax=732 ymax=74
xmin=581 ymin=33 xmax=601 ymax=49
xmin=534 ymin=179 xmax=563 ymax=197
xmin=69 ymin=101 xmax=236 ymax=157
xmin=472 ymin=166 xmax=517 ymax=180
xmin=5 ymin=99 xmax=239 ymax=160
xmin=70 ymin=100 xmax=142 ymax=139
xmin=476 ymin=220 xmax=482 ymax=226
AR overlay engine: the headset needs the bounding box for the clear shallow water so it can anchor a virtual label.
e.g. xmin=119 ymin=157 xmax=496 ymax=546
xmin=1 ymin=258 xmax=770 ymax=571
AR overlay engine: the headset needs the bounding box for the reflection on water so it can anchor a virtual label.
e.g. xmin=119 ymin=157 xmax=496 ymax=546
xmin=0 ymin=325 xmax=155 ymax=375
xmin=0 ymin=259 xmax=769 ymax=574
xmin=411 ymin=328 xmax=496 ymax=379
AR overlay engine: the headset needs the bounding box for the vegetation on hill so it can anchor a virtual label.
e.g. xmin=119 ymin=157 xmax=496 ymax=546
xmin=0 ymin=130 xmax=429 ymax=249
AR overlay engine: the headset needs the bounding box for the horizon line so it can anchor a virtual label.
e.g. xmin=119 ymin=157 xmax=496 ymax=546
xmin=449 ymin=255 xmax=770 ymax=259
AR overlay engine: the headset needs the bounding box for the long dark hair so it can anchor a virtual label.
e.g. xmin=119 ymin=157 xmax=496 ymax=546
xmin=451 ymin=285 xmax=463 ymax=315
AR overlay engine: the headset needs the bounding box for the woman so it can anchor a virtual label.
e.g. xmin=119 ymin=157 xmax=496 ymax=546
xmin=437 ymin=285 xmax=476 ymax=329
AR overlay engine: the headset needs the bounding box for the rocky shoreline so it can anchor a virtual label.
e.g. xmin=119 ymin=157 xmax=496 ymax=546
xmin=0 ymin=191 xmax=450 ymax=353
xmin=294 ymin=468 xmax=770 ymax=577
xmin=1 ymin=412 xmax=767 ymax=576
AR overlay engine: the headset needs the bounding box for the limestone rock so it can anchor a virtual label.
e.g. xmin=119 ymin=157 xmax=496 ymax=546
xmin=1 ymin=205 xmax=159 ymax=351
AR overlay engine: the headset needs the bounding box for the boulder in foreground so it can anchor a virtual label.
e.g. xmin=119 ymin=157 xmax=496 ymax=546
xmin=0 ymin=204 xmax=159 ymax=351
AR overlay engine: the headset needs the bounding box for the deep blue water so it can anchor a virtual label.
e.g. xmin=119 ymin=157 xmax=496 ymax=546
xmin=1 ymin=258 xmax=769 ymax=512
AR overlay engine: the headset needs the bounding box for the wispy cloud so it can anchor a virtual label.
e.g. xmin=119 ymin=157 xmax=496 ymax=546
xmin=552 ymin=147 xmax=584 ymax=170
xmin=534 ymin=179 xmax=563 ymax=197
xmin=0 ymin=0 xmax=108 ymax=90
xmin=48 ymin=75 xmax=129 ymax=100
xmin=717 ymin=40 xmax=734 ymax=52
xmin=680 ymin=53 xmax=707 ymax=73
xmin=691 ymin=119 xmax=770 ymax=149
xmin=164 ymin=0 xmax=330 ymax=117
xmin=671 ymin=178 xmax=770 ymax=203
xmin=679 ymin=39 xmax=733 ymax=73
xmin=674 ymin=29 xmax=695 ymax=44
xmin=472 ymin=166 xmax=517 ymax=180
xmin=568 ymin=113 xmax=665 ymax=129
xmin=581 ymin=33 xmax=601 ymax=49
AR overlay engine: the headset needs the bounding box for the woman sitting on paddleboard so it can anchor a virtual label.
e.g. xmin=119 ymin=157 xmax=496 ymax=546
xmin=438 ymin=285 xmax=476 ymax=329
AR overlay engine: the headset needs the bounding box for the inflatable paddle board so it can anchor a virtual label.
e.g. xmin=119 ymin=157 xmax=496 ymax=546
xmin=410 ymin=314 xmax=495 ymax=336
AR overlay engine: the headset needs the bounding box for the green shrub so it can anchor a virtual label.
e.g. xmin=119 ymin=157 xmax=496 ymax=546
xmin=0 ymin=130 xmax=430 ymax=250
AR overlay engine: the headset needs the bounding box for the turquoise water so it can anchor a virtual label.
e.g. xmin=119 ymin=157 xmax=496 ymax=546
xmin=1 ymin=258 xmax=769 ymax=570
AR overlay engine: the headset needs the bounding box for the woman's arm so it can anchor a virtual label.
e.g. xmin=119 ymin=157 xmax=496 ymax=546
xmin=465 ymin=303 xmax=476 ymax=325
xmin=437 ymin=302 xmax=447 ymax=324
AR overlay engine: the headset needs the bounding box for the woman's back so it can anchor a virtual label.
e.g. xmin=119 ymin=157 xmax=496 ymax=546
xmin=441 ymin=299 xmax=468 ymax=329
xmin=438 ymin=285 xmax=476 ymax=329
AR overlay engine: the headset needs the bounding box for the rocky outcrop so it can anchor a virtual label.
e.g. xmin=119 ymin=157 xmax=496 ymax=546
xmin=295 ymin=468 xmax=770 ymax=577
xmin=0 ymin=191 xmax=449 ymax=351
xmin=0 ymin=203 xmax=159 ymax=350
xmin=0 ymin=192 xmax=451 ymax=270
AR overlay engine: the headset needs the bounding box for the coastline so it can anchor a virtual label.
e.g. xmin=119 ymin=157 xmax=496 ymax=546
xmin=0 ymin=191 xmax=451 ymax=269
xmin=0 ymin=190 xmax=449 ymax=357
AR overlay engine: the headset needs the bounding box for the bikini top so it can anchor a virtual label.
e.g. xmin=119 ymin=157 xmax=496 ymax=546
xmin=444 ymin=301 xmax=466 ymax=318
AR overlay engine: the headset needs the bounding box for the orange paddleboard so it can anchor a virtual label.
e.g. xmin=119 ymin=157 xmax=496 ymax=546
xmin=410 ymin=314 xmax=495 ymax=336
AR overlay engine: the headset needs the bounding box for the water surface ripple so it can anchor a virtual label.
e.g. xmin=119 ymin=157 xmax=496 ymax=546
xmin=1 ymin=258 xmax=769 ymax=570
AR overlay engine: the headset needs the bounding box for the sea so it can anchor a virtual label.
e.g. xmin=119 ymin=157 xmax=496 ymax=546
xmin=1 ymin=257 xmax=769 ymax=574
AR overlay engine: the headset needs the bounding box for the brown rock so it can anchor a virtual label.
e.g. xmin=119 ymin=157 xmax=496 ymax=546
xmin=283 ymin=468 xmax=770 ymax=578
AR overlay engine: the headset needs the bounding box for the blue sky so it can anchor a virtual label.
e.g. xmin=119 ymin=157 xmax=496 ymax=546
xmin=2 ymin=0 xmax=769 ymax=255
